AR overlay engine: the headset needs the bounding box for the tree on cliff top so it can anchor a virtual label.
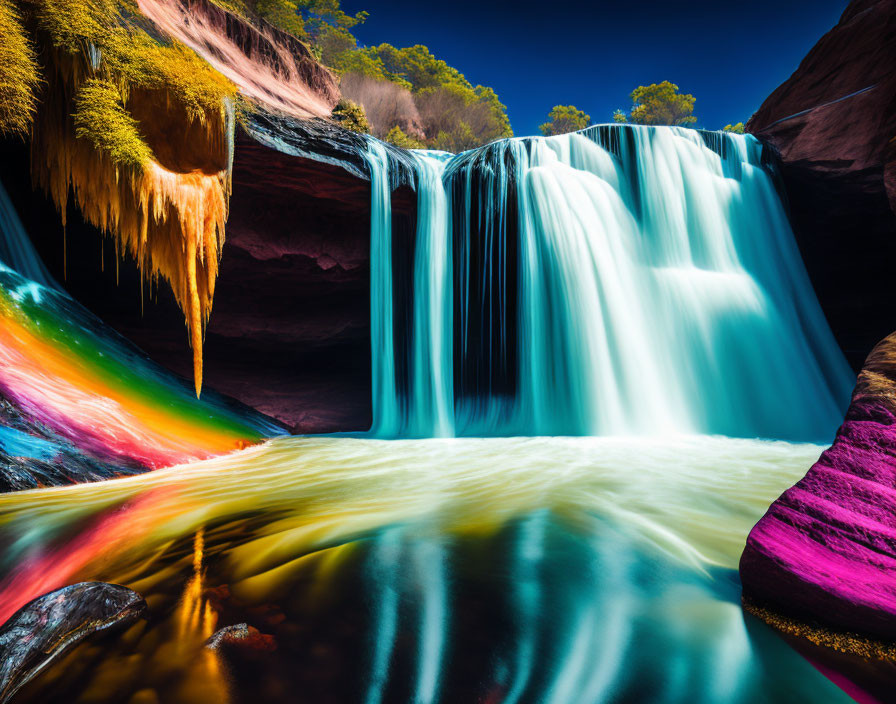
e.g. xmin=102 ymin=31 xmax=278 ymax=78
xmin=246 ymin=0 xmax=513 ymax=150
xmin=723 ymin=122 xmax=745 ymax=133
xmin=242 ymin=0 xmax=367 ymax=43
xmin=617 ymin=81 xmax=697 ymax=126
xmin=334 ymin=42 xmax=512 ymax=151
xmin=539 ymin=105 xmax=591 ymax=136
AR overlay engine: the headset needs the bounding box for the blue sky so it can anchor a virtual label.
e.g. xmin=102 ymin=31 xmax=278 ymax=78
xmin=342 ymin=0 xmax=848 ymax=136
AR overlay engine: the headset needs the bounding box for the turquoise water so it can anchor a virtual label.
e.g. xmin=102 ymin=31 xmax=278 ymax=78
xmin=365 ymin=127 xmax=852 ymax=441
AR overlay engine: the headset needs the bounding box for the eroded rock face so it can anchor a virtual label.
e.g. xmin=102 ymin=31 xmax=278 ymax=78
xmin=137 ymin=0 xmax=340 ymax=119
xmin=0 ymin=582 xmax=145 ymax=704
xmin=2 ymin=117 xmax=416 ymax=434
xmin=740 ymin=332 xmax=896 ymax=645
xmin=746 ymin=0 xmax=896 ymax=369
xmin=740 ymin=0 xmax=896 ymax=666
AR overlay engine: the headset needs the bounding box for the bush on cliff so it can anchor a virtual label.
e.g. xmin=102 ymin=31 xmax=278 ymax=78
xmin=616 ymin=81 xmax=697 ymax=126
xmin=384 ymin=125 xmax=425 ymax=150
xmin=331 ymin=98 xmax=370 ymax=134
xmin=539 ymin=105 xmax=591 ymax=136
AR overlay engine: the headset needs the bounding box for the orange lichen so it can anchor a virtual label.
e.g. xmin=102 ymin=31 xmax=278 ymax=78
xmin=742 ymin=596 xmax=896 ymax=662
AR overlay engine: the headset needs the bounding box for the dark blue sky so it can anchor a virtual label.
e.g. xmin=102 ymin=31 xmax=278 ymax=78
xmin=342 ymin=0 xmax=848 ymax=136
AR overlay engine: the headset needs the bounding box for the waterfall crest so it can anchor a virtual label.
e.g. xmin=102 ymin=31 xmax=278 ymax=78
xmin=369 ymin=125 xmax=852 ymax=441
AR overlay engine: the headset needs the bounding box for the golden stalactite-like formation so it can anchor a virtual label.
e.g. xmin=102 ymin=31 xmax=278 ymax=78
xmin=29 ymin=39 xmax=234 ymax=396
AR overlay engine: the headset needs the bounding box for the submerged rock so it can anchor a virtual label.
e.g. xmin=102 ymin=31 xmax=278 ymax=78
xmin=747 ymin=0 xmax=896 ymax=369
xmin=206 ymin=622 xmax=276 ymax=652
xmin=740 ymin=332 xmax=896 ymax=653
xmin=0 ymin=582 xmax=145 ymax=704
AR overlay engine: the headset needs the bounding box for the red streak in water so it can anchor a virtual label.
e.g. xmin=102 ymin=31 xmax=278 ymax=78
xmin=0 ymin=489 xmax=174 ymax=624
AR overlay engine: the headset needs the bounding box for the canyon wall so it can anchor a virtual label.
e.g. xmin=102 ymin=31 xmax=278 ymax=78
xmin=747 ymin=0 xmax=896 ymax=369
xmin=740 ymin=3 xmax=896 ymax=696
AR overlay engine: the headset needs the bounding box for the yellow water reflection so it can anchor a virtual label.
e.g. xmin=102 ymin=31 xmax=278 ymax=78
xmin=0 ymin=435 xmax=834 ymax=703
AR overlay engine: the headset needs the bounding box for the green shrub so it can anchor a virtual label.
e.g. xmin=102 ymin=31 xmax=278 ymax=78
xmin=332 ymin=98 xmax=370 ymax=133
xmin=384 ymin=125 xmax=425 ymax=149
xmin=539 ymin=105 xmax=590 ymax=136
xmin=73 ymin=79 xmax=153 ymax=168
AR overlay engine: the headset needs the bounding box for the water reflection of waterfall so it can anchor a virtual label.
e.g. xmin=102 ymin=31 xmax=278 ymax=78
xmin=0 ymin=434 xmax=854 ymax=704
xmin=365 ymin=126 xmax=853 ymax=441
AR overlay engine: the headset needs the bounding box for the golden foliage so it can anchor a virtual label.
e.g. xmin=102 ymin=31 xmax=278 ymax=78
xmin=17 ymin=0 xmax=239 ymax=395
xmin=0 ymin=0 xmax=40 ymax=136
xmin=73 ymin=79 xmax=154 ymax=167
xmin=104 ymin=34 xmax=238 ymax=122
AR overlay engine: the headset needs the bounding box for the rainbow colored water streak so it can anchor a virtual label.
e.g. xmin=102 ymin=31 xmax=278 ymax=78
xmin=0 ymin=265 xmax=281 ymax=469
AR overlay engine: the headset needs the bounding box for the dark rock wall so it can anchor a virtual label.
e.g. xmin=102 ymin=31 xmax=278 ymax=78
xmin=747 ymin=0 xmax=896 ymax=369
xmin=0 ymin=128 xmax=400 ymax=434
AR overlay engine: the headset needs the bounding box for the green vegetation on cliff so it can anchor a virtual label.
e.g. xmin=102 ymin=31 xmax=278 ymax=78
xmin=32 ymin=0 xmax=237 ymax=165
xmin=228 ymin=0 xmax=512 ymax=150
xmin=336 ymin=42 xmax=513 ymax=151
xmin=72 ymin=79 xmax=153 ymax=167
xmin=384 ymin=125 xmax=425 ymax=150
xmin=331 ymin=97 xmax=370 ymax=133
xmin=615 ymin=81 xmax=697 ymax=126
xmin=540 ymin=105 xmax=591 ymax=136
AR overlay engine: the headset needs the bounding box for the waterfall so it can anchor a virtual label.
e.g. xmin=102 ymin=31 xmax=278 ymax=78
xmin=0 ymin=179 xmax=57 ymax=290
xmin=370 ymin=125 xmax=853 ymax=442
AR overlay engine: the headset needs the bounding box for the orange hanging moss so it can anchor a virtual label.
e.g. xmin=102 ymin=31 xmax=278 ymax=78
xmin=21 ymin=0 xmax=239 ymax=395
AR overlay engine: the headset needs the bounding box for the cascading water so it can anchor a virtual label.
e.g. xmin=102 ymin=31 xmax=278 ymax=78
xmin=0 ymin=179 xmax=57 ymax=290
xmin=366 ymin=125 xmax=853 ymax=442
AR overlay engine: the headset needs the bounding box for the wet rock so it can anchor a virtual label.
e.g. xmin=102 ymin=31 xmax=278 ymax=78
xmin=0 ymin=582 xmax=146 ymax=704
xmin=741 ymin=332 xmax=896 ymax=649
xmin=206 ymin=623 xmax=276 ymax=652
xmin=0 ymin=393 xmax=146 ymax=492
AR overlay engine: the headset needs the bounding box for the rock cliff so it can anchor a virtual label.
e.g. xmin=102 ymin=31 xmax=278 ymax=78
xmin=747 ymin=0 xmax=896 ymax=369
